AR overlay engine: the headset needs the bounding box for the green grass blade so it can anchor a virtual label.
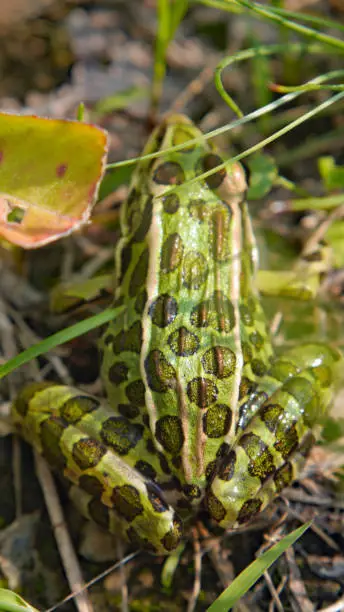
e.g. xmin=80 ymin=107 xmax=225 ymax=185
xmin=151 ymin=0 xmax=171 ymax=115
xmin=107 ymin=48 xmax=342 ymax=173
xmin=264 ymin=4 xmax=344 ymax=35
xmin=169 ymin=0 xmax=189 ymax=39
xmin=199 ymin=0 xmax=344 ymax=51
xmin=0 ymin=588 xmax=39 ymax=612
xmin=95 ymin=86 xmax=148 ymax=114
xmin=207 ymin=522 xmax=312 ymax=612
xmin=235 ymin=0 xmax=344 ymax=50
xmin=0 ymin=306 xmax=125 ymax=380
xmin=152 ymin=0 xmax=188 ymax=115
xmin=76 ymin=102 xmax=85 ymax=121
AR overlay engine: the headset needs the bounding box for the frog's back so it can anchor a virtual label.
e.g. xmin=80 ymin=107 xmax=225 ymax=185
xmin=100 ymin=115 xmax=272 ymax=499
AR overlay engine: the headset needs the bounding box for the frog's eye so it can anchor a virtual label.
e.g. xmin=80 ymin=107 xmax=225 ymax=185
xmin=196 ymin=153 xmax=247 ymax=199
xmin=153 ymin=161 xmax=185 ymax=186
xmin=200 ymin=153 xmax=227 ymax=189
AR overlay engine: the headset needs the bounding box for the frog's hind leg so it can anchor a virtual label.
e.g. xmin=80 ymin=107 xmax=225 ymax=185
xmin=205 ymin=342 xmax=342 ymax=530
xmin=12 ymin=383 xmax=183 ymax=555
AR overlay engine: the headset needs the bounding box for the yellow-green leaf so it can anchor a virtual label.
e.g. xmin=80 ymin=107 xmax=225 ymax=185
xmin=0 ymin=113 xmax=108 ymax=248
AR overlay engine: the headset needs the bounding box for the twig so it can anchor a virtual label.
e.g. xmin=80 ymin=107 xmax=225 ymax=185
xmin=187 ymin=528 xmax=202 ymax=612
xmin=116 ymin=540 xmax=129 ymax=612
xmin=45 ymin=553 xmax=139 ymax=612
xmin=197 ymin=522 xmax=234 ymax=588
xmin=285 ymin=546 xmax=314 ymax=612
xmin=265 ymin=569 xmax=284 ymax=612
xmin=34 ymin=452 xmax=93 ymax=612
xmin=269 ymin=575 xmax=288 ymax=612
xmin=279 ymin=498 xmax=340 ymax=551
xmin=285 ymin=490 xmax=344 ymax=510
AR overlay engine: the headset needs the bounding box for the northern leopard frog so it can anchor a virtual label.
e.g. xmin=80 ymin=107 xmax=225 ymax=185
xmin=12 ymin=115 xmax=342 ymax=555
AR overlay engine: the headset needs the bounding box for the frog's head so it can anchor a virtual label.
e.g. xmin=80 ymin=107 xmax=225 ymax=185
xmin=141 ymin=113 xmax=247 ymax=208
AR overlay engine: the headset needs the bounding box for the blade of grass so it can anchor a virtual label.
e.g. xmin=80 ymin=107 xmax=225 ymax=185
xmin=169 ymin=0 xmax=189 ymax=39
xmin=0 ymin=306 xmax=125 ymax=380
xmin=107 ymin=48 xmax=341 ymax=172
xmin=199 ymin=0 xmax=344 ymax=51
xmin=207 ymin=522 xmax=312 ymax=612
xmin=95 ymin=86 xmax=149 ymax=114
xmin=151 ymin=0 xmax=189 ymax=117
xmin=0 ymin=588 xmax=39 ymax=612
xmin=261 ymin=3 xmax=344 ymax=35
xmin=76 ymin=102 xmax=85 ymax=121
xmin=151 ymin=0 xmax=170 ymax=117
xmin=235 ymin=0 xmax=344 ymax=51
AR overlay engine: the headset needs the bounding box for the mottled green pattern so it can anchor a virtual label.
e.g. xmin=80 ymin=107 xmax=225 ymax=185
xmin=12 ymin=115 xmax=342 ymax=554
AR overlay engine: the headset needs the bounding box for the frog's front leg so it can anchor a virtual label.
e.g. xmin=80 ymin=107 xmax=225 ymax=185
xmin=12 ymin=383 xmax=183 ymax=555
xmin=206 ymin=343 xmax=342 ymax=529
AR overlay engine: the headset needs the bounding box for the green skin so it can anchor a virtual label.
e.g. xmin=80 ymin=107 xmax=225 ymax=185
xmin=12 ymin=115 xmax=342 ymax=555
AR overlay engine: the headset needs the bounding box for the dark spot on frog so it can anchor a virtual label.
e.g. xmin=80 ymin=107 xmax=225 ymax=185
xmin=101 ymin=416 xmax=144 ymax=455
xmin=40 ymin=416 xmax=68 ymax=471
xmin=161 ymin=517 xmax=183 ymax=552
xmin=111 ymin=321 xmax=142 ymax=354
xmin=88 ymin=498 xmax=110 ymax=530
xmin=217 ymin=450 xmax=236 ymax=481
xmin=190 ymin=292 xmax=235 ymax=333
xmin=251 ymin=358 xmax=267 ymax=377
xmin=60 ymin=395 xmax=100 ymax=424
xmin=237 ymin=498 xmax=263 ymax=524
xmin=162 ymin=193 xmax=180 ymax=214
xmin=108 ymin=362 xmax=129 ymax=385
xmin=132 ymin=196 xmax=153 ymax=243
xmin=202 ymin=346 xmax=236 ymax=379
xmin=204 ymin=489 xmax=226 ymax=522
xmin=149 ymin=293 xmax=178 ymax=328
xmin=273 ymin=462 xmax=293 ymax=492
xmin=239 ymin=377 xmax=258 ymax=400
xmin=111 ymin=484 xmax=144 ymax=522
xmin=183 ymin=484 xmax=201 ymax=499
xmin=249 ymin=331 xmax=264 ymax=350
xmin=161 ymin=233 xmax=184 ymax=273
xmin=135 ymin=289 xmax=147 ymax=315
xmin=118 ymin=403 xmax=140 ymax=419
xmin=144 ymin=350 xmax=176 ymax=392
xmin=203 ymin=404 xmax=232 ymax=438
xmin=182 ymin=251 xmax=208 ymax=289
xmin=79 ymin=474 xmax=104 ymax=498
xmin=168 ymin=326 xmax=200 ymax=356
xmin=129 ymin=249 xmax=149 ymax=296
xmin=72 ymin=437 xmax=106 ymax=470
xmin=187 ymin=377 xmax=218 ymax=408
xmin=125 ymin=380 xmax=146 ymax=406
xmin=240 ymin=433 xmax=275 ymax=482
xmin=155 ymin=415 xmax=184 ymax=454
xmin=135 ymin=460 xmax=157 ymax=481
